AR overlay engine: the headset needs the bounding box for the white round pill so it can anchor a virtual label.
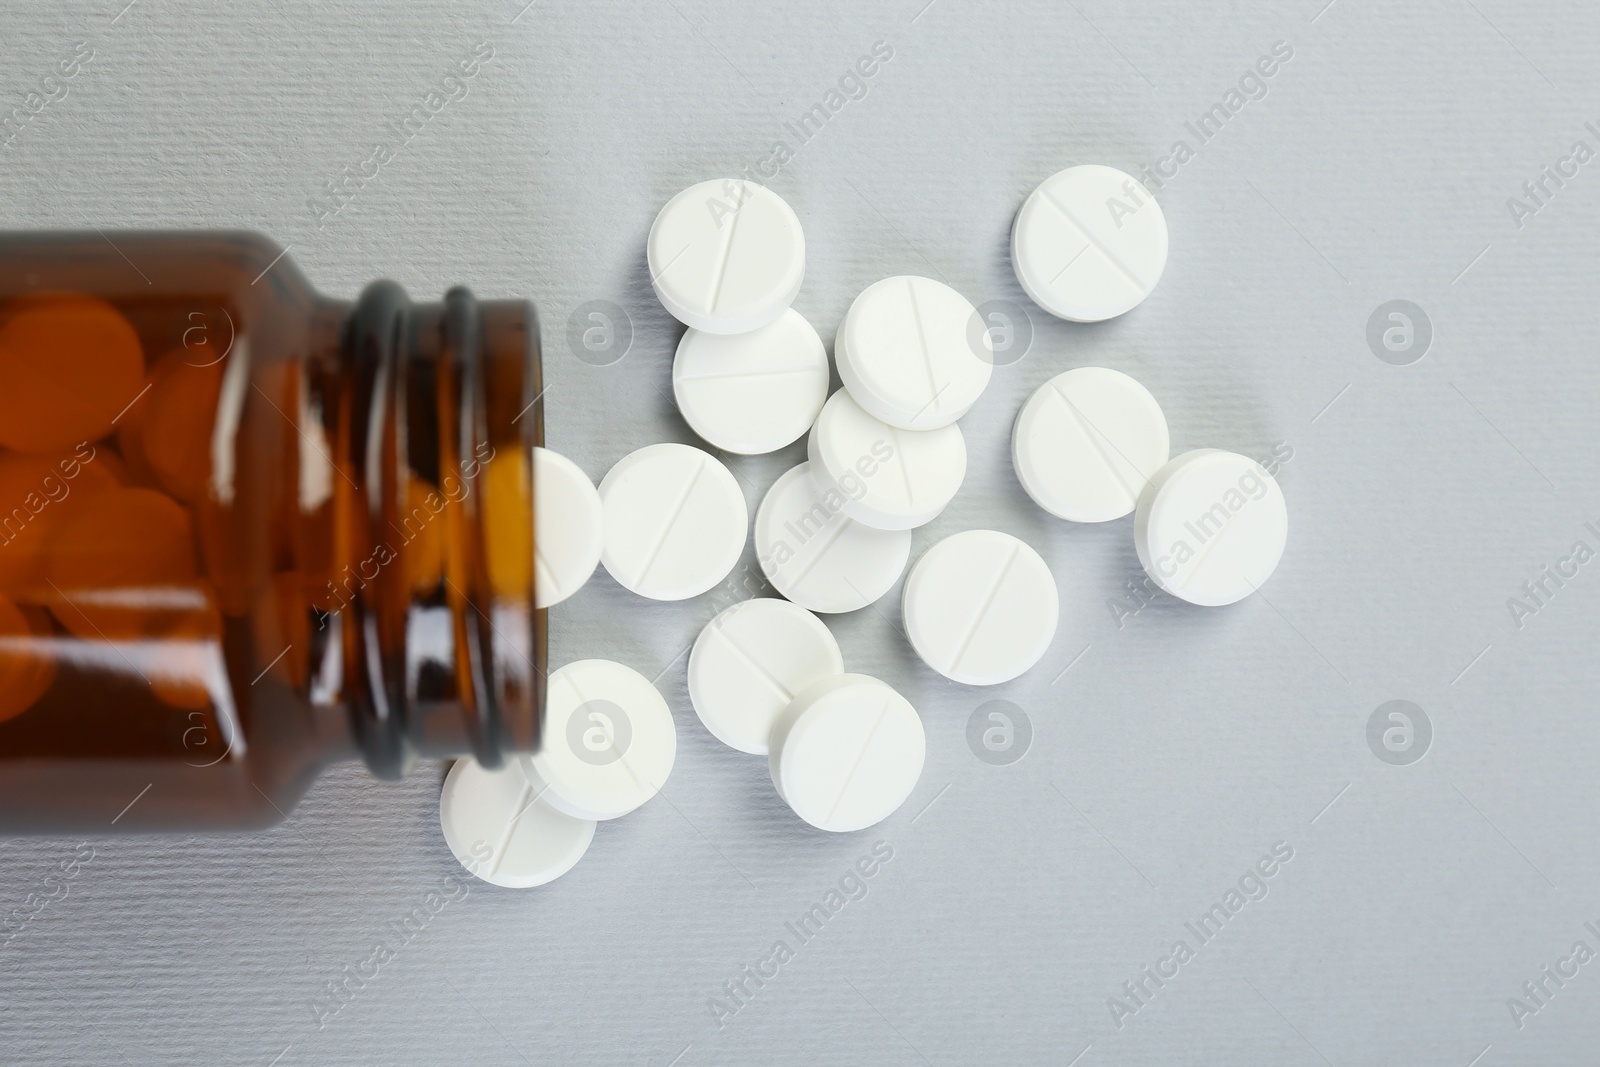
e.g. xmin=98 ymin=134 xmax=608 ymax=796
xmin=598 ymin=443 xmax=747 ymax=601
xmin=672 ymin=309 xmax=829 ymax=455
xmin=439 ymin=758 xmax=595 ymax=889
xmin=533 ymin=446 xmax=603 ymax=608
xmin=1134 ymin=449 xmax=1288 ymax=607
xmin=835 ymin=276 xmax=992 ymax=431
xmin=902 ymin=530 xmax=1059 ymax=686
xmin=1012 ymin=165 xmax=1168 ymax=323
xmin=1012 ymin=367 xmax=1170 ymax=523
xmin=808 ymin=389 xmax=965 ymax=531
xmin=648 ymin=179 xmax=805 ymax=335
xmin=769 ymin=674 xmax=925 ymax=833
xmin=755 ymin=462 xmax=911 ymax=614
xmin=687 ymin=598 xmax=844 ymax=755
xmin=521 ymin=659 xmax=677 ymax=821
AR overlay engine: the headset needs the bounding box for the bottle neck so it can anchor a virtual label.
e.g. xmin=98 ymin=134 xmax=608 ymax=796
xmin=312 ymin=281 xmax=544 ymax=778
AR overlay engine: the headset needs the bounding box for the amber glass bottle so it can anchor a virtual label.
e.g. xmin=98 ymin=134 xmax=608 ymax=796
xmin=0 ymin=232 xmax=544 ymax=833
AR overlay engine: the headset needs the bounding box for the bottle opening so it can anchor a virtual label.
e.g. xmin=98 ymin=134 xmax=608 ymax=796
xmin=324 ymin=280 xmax=545 ymax=778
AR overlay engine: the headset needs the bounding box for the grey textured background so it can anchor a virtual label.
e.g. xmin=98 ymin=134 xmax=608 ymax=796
xmin=2 ymin=1 xmax=1599 ymax=1064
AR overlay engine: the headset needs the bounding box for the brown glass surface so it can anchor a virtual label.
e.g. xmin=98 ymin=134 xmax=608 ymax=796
xmin=0 ymin=232 xmax=544 ymax=832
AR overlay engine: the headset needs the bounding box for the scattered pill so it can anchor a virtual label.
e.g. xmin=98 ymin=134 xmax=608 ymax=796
xmin=688 ymin=597 xmax=844 ymax=755
xmin=672 ymin=308 xmax=829 ymax=455
xmin=521 ymin=658 xmax=677 ymax=821
xmin=533 ymin=446 xmax=602 ymax=609
xmin=755 ymin=462 xmax=911 ymax=614
xmin=1134 ymin=449 xmax=1287 ymax=607
xmin=808 ymin=388 xmax=965 ymax=531
xmin=440 ymin=757 xmax=596 ymax=889
xmin=768 ymin=673 xmax=925 ymax=833
xmin=1011 ymin=164 xmax=1168 ymax=323
xmin=1012 ymin=366 xmax=1169 ymax=523
xmin=835 ymin=276 xmax=992 ymax=430
xmin=648 ymin=179 xmax=805 ymax=334
xmin=902 ymin=530 xmax=1058 ymax=685
xmin=0 ymin=293 xmax=145 ymax=454
xmin=598 ymin=443 xmax=747 ymax=601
